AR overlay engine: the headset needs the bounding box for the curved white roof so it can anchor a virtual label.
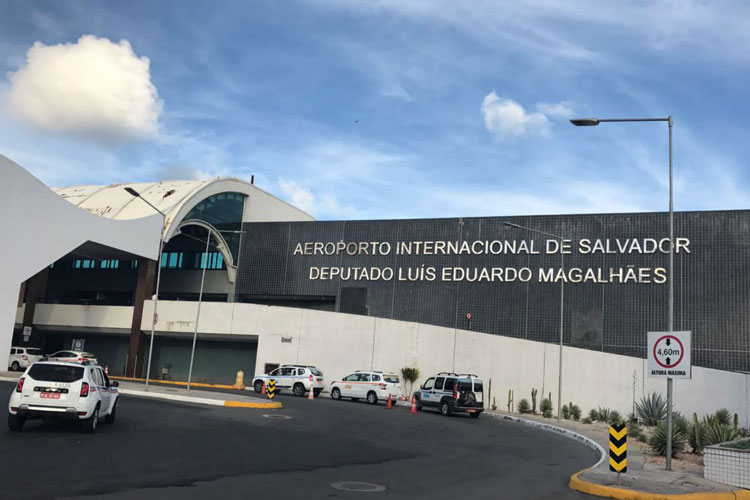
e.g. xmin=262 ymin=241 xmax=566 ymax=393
xmin=54 ymin=177 xmax=313 ymax=242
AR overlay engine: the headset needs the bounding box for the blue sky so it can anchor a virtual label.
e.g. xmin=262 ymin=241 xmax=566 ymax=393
xmin=1 ymin=0 xmax=749 ymax=220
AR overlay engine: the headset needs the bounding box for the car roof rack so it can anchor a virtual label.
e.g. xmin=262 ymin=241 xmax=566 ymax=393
xmin=436 ymin=372 xmax=459 ymax=377
xmin=458 ymin=373 xmax=480 ymax=378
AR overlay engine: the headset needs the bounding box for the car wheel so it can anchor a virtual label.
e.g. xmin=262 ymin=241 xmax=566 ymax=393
xmin=367 ymin=392 xmax=378 ymax=405
xmin=11 ymin=361 xmax=20 ymax=371
xmin=293 ymin=383 xmax=306 ymax=397
xmin=469 ymin=412 xmax=481 ymax=419
xmin=254 ymin=380 xmax=264 ymax=393
xmin=331 ymin=388 xmax=341 ymax=400
xmin=105 ymin=401 xmax=117 ymax=424
xmin=8 ymin=413 xmax=25 ymax=431
xmin=82 ymin=406 xmax=99 ymax=433
xmin=415 ymin=397 xmax=423 ymax=411
xmin=440 ymin=400 xmax=452 ymax=416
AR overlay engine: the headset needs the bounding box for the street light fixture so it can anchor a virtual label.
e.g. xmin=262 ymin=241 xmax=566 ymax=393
xmin=124 ymin=187 xmax=165 ymax=391
xmin=570 ymin=115 xmax=675 ymax=470
xmin=504 ymin=221 xmax=566 ymax=422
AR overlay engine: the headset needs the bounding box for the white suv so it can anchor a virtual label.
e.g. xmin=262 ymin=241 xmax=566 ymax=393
xmin=8 ymin=361 xmax=119 ymax=433
xmin=8 ymin=346 xmax=43 ymax=371
xmin=252 ymin=365 xmax=325 ymax=397
xmin=329 ymin=370 xmax=402 ymax=405
xmin=413 ymin=372 xmax=484 ymax=418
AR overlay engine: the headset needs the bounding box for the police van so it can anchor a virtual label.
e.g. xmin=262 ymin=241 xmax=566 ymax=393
xmin=413 ymin=372 xmax=484 ymax=418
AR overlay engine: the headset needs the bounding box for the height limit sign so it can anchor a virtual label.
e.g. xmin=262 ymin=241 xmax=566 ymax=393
xmin=647 ymin=331 xmax=692 ymax=379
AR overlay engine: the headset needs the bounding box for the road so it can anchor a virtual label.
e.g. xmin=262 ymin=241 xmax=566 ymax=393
xmin=0 ymin=381 xmax=598 ymax=499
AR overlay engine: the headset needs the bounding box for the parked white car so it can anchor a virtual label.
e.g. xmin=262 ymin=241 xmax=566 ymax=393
xmin=329 ymin=370 xmax=402 ymax=405
xmin=8 ymin=346 xmax=43 ymax=371
xmin=252 ymin=365 xmax=325 ymax=397
xmin=8 ymin=361 xmax=119 ymax=432
xmin=45 ymin=350 xmax=98 ymax=365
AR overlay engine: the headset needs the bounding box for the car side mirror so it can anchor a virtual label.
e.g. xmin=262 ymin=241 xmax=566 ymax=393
xmin=111 ymin=381 xmax=119 ymax=388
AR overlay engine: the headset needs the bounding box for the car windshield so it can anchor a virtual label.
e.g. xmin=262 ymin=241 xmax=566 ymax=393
xmin=383 ymin=374 xmax=399 ymax=383
xmin=458 ymin=380 xmax=472 ymax=392
xmin=310 ymin=367 xmax=322 ymax=376
xmin=28 ymin=364 xmax=84 ymax=382
xmin=26 ymin=348 xmax=42 ymax=355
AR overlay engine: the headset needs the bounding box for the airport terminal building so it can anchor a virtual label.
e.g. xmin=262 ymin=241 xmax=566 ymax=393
xmin=10 ymin=175 xmax=750 ymax=421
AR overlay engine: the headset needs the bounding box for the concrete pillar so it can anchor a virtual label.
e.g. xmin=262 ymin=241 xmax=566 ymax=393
xmin=21 ymin=267 xmax=49 ymax=346
xmin=126 ymin=259 xmax=157 ymax=377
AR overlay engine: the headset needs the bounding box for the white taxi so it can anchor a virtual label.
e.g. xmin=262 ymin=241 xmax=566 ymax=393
xmin=329 ymin=370 xmax=401 ymax=405
xmin=252 ymin=365 xmax=325 ymax=397
xmin=8 ymin=361 xmax=119 ymax=433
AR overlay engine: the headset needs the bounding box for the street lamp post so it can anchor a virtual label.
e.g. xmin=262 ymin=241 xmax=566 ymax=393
xmin=124 ymin=187 xmax=165 ymax=391
xmin=570 ymin=115 xmax=674 ymax=470
xmin=186 ymin=228 xmax=211 ymax=391
xmin=504 ymin=222 xmax=565 ymax=422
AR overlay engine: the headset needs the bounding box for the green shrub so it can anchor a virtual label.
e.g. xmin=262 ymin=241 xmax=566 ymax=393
xmin=628 ymin=422 xmax=642 ymax=440
xmin=517 ymin=398 xmax=531 ymax=414
xmin=543 ymin=409 xmax=553 ymax=418
xmin=540 ymin=398 xmax=553 ymax=413
xmin=636 ymin=433 xmax=647 ymax=443
xmin=673 ymin=413 xmax=689 ymax=435
xmin=715 ymin=408 xmax=731 ymax=426
xmin=581 ymin=417 xmax=592 ymax=424
xmin=636 ymin=392 xmax=667 ymax=426
xmin=570 ymin=404 xmax=582 ymax=421
xmin=689 ymin=414 xmax=707 ymax=454
xmin=588 ymin=409 xmax=599 ymax=421
xmin=597 ymin=407 xmax=611 ymax=423
xmin=627 ymin=412 xmax=638 ymax=424
xmin=648 ymin=420 xmax=686 ymax=457
xmin=608 ymin=411 xmax=623 ymax=426
xmin=704 ymin=421 xmax=740 ymax=446
xmin=562 ymin=404 xmax=570 ymax=419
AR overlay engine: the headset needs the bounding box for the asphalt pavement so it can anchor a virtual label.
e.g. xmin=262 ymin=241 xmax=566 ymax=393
xmin=0 ymin=381 xmax=598 ymax=499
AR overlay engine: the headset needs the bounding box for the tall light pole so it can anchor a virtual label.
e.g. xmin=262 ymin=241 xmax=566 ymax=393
xmin=124 ymin=187 xmax=165 ymax=391
xmin=185 ymin=226 xmax=244 ymax=391
xmin=570 ymin=115 xmax=674 ymax=470
xmin=504 ymin=222 xmax=566 ymax=422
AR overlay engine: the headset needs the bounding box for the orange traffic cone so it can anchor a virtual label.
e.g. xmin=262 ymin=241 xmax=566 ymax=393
xmin=386 ymin=394 xmax=393 ymax=410
xmin=308 ymin=386 xmax=315 ymax=400
xmin=410 ymin=396 xmax=417 ymax=414
xmin=261 ymin=382 xmax=266 ymax=395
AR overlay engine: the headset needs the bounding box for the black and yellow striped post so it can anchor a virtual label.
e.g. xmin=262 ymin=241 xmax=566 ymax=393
xmin=609 ymin=423 xmax=627 ymax=480
xmin=267 ymin=379 xmax=276 ymax=400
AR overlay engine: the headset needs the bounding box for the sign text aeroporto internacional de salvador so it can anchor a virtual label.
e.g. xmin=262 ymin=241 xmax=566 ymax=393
xmin=293 ymin=237 xmax=691 ymax=284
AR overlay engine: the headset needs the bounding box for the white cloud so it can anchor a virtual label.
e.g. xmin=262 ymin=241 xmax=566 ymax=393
xmin=536 ymin=101 xmax=574 ymax=119
xmin=481 ymin=91 xmax=550 ymax=141
xmin=3 ymin=35 xmax=163 ymax=144
xmin=279 ymin=179 xmax=317 ymax=215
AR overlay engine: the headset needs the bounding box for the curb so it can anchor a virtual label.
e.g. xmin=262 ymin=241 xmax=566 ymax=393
xmin=110 ymin=375 xmax=237 ymax=391
xmin=0 ymin=376 xmax=19 ymax=383
xmin=119 ymin=388 xmax=283 ymax=409
xmin=486 ymin=412 xmax=750 ymax=500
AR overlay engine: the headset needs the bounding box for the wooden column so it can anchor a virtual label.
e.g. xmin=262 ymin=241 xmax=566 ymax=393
xmin=126 ymin=259 xmax=157 ymax=377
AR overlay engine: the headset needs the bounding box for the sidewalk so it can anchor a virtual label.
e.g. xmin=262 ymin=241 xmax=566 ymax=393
xmin=0 ymin=371 xmax=282 ymax=410
xmin=487 ymin=410 xmax=750 ymax=499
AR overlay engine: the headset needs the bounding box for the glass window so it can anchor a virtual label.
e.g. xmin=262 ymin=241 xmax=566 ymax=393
xmin=280 ymin=367 xmax=294 ymax=376
xmin=444 ymin=378 xmax=456 ymax=392
xmin=343 ymin=374 xmax=358 ymax=382
xmin=458 ymin=380 xmax=472 ymax=392
xmin=309 ymin=367 xmax=322 ymax=376
xmin=358 ymin=373 xmax=371 ymax=382
xmin=372 ymin=374 xmax=381 ymax=381
xmin=103 ymin=371 xmax=111 ymax=387
xmin=383 ymin=375 xmax=399 ymax=383
xmin=28 ymin=364 xmax=83 ymax=382
xmin=434 ymin=377 xmax=445 ymax=390
xmin=422 ymin=378 xmax=435 ymax=390
xmin=183 ymin=192 xmax=246 ymax=261
xmin=91 ymin=369 xmax=103 ymax=386
xmin=10 ymin=348 xmax=16 ymax=355
xmin=473 ymin=380 xmax=484 ymax=393
xmin=269 ymin=368 xmax=280 ymax=376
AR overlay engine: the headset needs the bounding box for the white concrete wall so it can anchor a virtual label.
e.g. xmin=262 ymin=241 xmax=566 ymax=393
xmin=143 ymin=300 xmax=750 ymax=426
xmin=33 ymin=304 xmax=134 ymax=334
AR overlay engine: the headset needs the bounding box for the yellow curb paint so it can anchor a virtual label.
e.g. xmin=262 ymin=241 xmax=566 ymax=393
xmin=569 ymin=469 xmax=750 ymax=500
xmin=223 ymin=401 xmax=283 ymax=409
xmin=110 ymin=376 xmax=235 ymax=390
